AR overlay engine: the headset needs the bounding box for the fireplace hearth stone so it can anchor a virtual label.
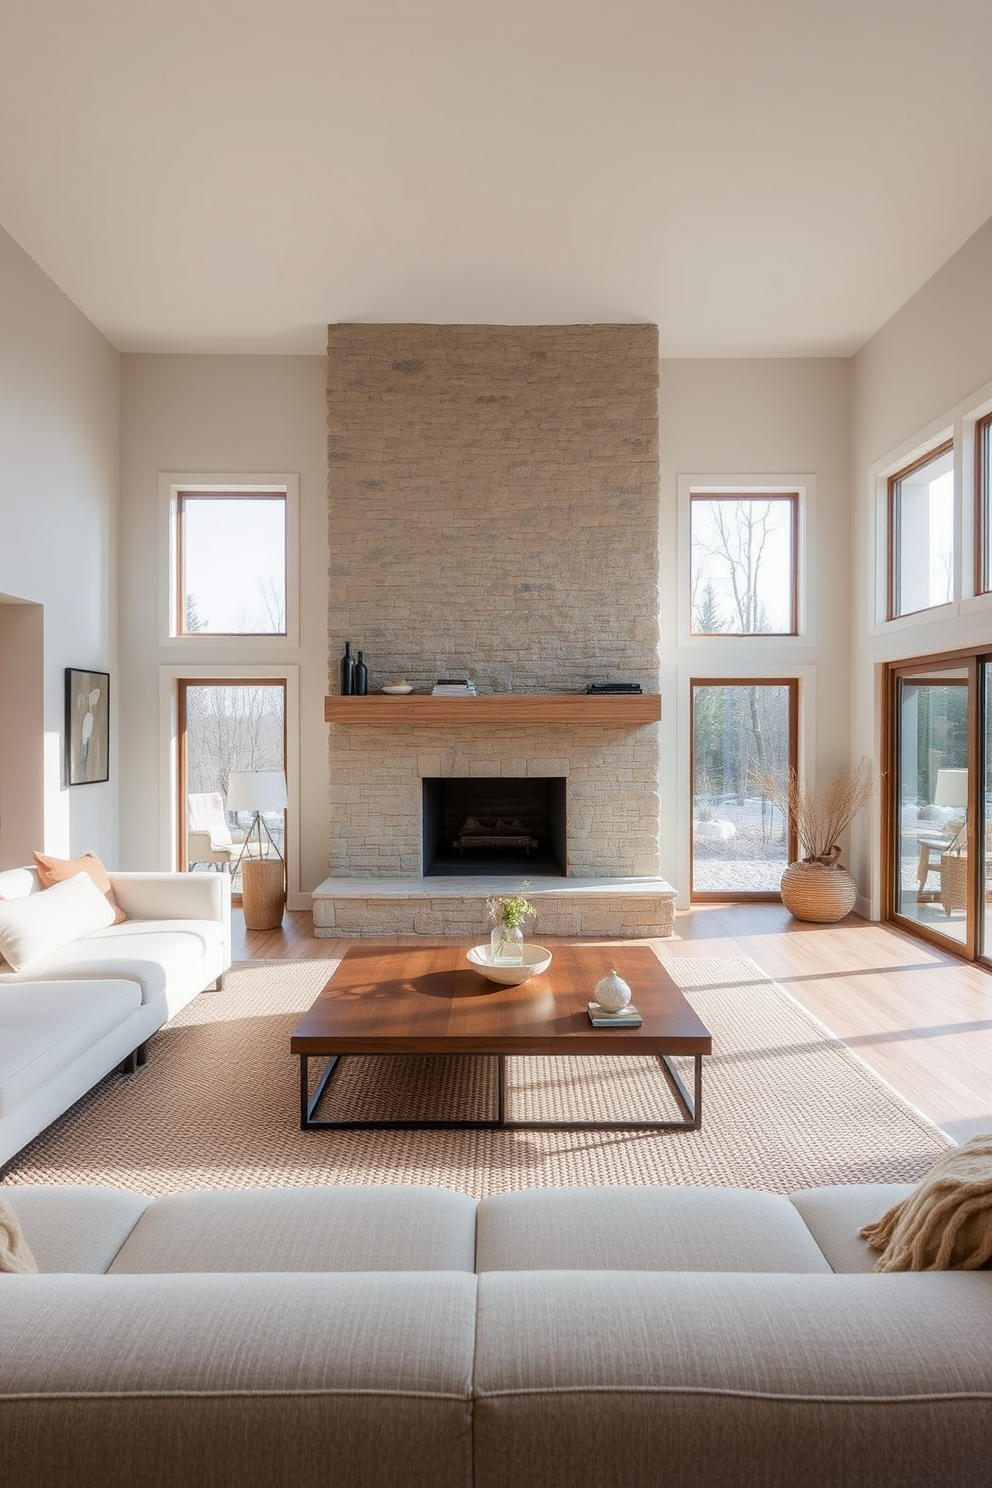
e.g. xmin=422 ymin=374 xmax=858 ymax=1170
xmin=311 ymin=875 xmax=677 ymax=939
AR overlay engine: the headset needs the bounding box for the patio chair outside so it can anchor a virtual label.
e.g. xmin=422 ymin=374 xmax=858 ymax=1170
xmin=187 ymin=792 xmax=242 ymax=871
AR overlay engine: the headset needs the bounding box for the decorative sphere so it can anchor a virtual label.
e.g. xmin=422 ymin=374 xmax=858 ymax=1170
xmin=595 ymin=968 xmax=632 ymax=1012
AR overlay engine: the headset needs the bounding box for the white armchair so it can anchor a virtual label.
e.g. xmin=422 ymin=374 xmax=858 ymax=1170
xmin=187 ymin=793 xmax=243 ymax=871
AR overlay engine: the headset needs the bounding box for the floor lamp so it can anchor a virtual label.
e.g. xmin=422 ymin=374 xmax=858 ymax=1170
xmin=934 ymin=767 xmax=968 ymax=852
xmin=228 ymin=770 xmax=288 ymax=930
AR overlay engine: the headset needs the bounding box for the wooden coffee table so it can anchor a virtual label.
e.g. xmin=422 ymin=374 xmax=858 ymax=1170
xmin=290 ymin=943 xmax=712 ymax=1132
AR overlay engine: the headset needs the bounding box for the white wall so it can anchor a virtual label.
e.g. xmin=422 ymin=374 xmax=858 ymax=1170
xmin=0 ymin=225 xmax=119 ymax=868
xmin=854 ymin=216 xmax=992 ymax=464
xmin=851 ymin=215 xmax=992 ymax=914
xmin=118 ymin=354 xmax=328 ymax=903
xmin=122 ymin=349 xmax=857 ymax=908
xmin=658 ymin=358 xmax=853 ymax=901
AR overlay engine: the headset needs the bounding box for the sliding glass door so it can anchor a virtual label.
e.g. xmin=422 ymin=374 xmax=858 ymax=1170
xmin=982 ymin=662 xmax=992 ymax=962
xmin=888 ymin=656 xmax=985 ymax=957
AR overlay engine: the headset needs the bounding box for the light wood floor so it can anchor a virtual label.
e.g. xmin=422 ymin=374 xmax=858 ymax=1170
xmin=234 ymin=904 xmax=992 ymax=1145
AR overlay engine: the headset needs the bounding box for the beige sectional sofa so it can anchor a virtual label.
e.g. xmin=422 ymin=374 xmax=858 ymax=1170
xmin=2 ymin=1180 xmax=990 ymax=1486
xmin=0 ymin=867 xmax=231 ymax=1169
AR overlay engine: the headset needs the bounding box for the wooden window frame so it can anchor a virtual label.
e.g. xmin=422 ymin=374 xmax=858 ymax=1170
xmin=175 ymin=490 xmax=288 ymax=639
xmin=976 ymin=414 xmax=992 ymax=597
xmin=689 ymin=677 xmax=799 ymax=903
xmin=886 ymin=440 xmax=954 ymax=621
xmin=882 ymin=648 xmax=978 ymax=962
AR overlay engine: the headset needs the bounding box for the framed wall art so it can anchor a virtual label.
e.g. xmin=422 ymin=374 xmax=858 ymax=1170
xmin=65 ymin=668 xmax=110 ymax=785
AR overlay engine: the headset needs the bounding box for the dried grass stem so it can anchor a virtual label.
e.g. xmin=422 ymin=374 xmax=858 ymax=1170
xmin=756 ymin=761 xmax=874 ymax=863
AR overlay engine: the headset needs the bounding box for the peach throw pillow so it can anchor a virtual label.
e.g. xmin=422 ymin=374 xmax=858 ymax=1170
xmin=32 ymin=850 xmax=127 ymax=924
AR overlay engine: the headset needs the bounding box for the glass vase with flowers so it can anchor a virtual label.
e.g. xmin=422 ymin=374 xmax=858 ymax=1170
xmin=487 ymin=882 xmax=537 ymax=964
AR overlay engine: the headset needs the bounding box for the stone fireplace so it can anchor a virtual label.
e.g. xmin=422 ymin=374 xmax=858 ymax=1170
xmin=314 ymin=322 xmax=675 ymax=937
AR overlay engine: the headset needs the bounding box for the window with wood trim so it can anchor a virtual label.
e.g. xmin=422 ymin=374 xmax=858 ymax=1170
xmin=690 ymin=678 xmax=798 ymax=899
xmin=689 ymin=493 xmax=798 ymax=636
xmin=178 ymin=678 xmax=287 ymax=895
xmin=977 ymin=414 xmax=992 ymax=595
xmin=176 ymin=490 xmax=287 ymax=637
xmin=887 ymin=442 xmax=954 ymax=619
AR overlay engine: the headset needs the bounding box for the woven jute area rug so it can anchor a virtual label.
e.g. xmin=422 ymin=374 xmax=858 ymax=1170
xmin=1 ymin=956 xmax=949 ymax=1199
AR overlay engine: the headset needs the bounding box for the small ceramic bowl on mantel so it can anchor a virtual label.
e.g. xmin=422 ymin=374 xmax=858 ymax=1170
xmin=466 ymin=944 xmax=553 ymax=986
xmin=381 ymin=682 xmax=414 ymax=695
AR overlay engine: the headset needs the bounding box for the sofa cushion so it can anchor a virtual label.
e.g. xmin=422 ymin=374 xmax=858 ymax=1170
xmin=0 ymin=980 xmax=142 ymax=1114
xmin=472 ymin=1270 xmax=992 ymax=1488
xmin=790 ymin=1184 xmax=916 ymax=1273
xmin=0 ymin=873 xmax=115 ymax=972
xmin=0 ymin=1272 xmax=476 ymax=1488
xmin=109 ymin=1185 xmax=478 ymax=1273
xmin=0 ymin=1185 xmax=152 ymax=1273
xmin=32 ymin=849 xmax=127 ymax=924
xmin=476 ymin=1185 xmax=833 ymax=1273
xmin=0 ymin=918 xmax=226 ymax=1001
xmin=0 ymin=866 xmax=40 ymax=900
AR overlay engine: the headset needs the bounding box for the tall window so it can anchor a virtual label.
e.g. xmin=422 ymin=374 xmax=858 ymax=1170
xmin=978 ymin=414 xmax=992 ymax=594
xmin=179 ymin=680 xmax=286 ymax=894
xmin=176 ymin=491 xmax=287 ymax=637
xmin=690 ymin=494 xmax=798 ymax=636
xmin=690 ymin=679 xmax=797 ymax=899
xmin=888 ymin=443 xmax=954 ymax=619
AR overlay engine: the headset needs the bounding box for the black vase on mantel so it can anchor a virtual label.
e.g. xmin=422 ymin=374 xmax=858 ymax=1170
xmin=355 ymin=651 xmax=369 ymax=696
xmin=339 ymin=641 xmax=355 ymax=696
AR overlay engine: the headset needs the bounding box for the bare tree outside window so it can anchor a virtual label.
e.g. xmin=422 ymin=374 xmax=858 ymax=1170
xmin=690 ymin=494 xmax=797 ymax=635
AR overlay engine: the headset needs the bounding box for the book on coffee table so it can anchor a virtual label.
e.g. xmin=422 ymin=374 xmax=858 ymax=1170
xmin=587 ymin=1002 xmax=643 ymax=1027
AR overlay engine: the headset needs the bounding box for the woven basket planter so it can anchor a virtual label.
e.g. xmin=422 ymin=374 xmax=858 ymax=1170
xmin=940 ymin=850 xmax=967 ymax=915
xmin=779 ymin=860 xmax=857 ymax=923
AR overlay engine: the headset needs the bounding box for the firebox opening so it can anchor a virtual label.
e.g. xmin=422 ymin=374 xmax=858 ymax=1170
xmin=422 ymin=777 xmax=566 ymax=877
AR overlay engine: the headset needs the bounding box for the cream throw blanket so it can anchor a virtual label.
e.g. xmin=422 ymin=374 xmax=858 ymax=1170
xmin=861 ymin=1133 xmax=992 ymax=1272
xmin=0 ymin=1195 xmax=39 ymax=1273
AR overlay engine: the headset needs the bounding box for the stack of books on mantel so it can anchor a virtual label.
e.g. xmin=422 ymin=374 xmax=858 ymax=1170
xmin=432 ymin=679 xmax=477 ymax=696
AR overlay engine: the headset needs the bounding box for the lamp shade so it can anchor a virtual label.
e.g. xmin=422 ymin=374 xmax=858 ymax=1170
xmin=227 ymin=770 xmax=288 ymax=814
xmin=933 ymin=768 xmax=968 ymax=809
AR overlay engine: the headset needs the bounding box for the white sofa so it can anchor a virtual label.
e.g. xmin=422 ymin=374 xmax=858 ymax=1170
xmin=1 ymin=1180 xmax=990 ymax=1487
xmin=0 ymin=867 xmax=231 ymax=1170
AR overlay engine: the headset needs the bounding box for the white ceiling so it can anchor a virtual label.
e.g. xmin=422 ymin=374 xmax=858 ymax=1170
xmin=2 ymin=0 xmax=991 ymax=357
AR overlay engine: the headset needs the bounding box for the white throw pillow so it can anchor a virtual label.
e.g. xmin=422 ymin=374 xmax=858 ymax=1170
xmin=0 ymin=872 xmax=116 ymax=972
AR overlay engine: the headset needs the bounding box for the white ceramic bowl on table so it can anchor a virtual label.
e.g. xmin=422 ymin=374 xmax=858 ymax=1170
xmin=381 ymin=684 xmax=414 ymax=695
xmin=466 ymin=944 xmax=553 ymax=985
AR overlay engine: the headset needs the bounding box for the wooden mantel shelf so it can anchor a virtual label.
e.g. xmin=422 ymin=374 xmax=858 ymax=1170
xmin=325 ymin=693 xmax=661 ymax=725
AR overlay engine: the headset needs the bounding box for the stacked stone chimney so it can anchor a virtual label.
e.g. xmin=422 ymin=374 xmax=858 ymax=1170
xmin=326 ymin=323 xmax=662 ymax=880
